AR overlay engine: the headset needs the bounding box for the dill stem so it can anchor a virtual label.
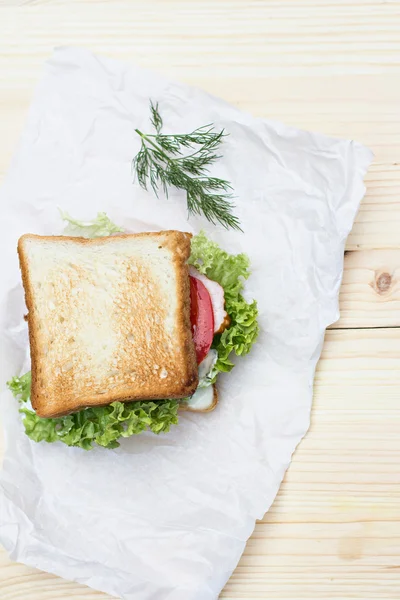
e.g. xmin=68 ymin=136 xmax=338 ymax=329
xmin=135 ymin=129 xmax=214 ymax=164
xmin=135 ymin=129 xmax=171 ymax=164
xmin=132 ymin=103 xmax=241 ymax=231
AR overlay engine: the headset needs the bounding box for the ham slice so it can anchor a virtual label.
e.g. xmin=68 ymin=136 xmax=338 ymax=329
xmin=189 ymin=266 xmax=229 ymax=334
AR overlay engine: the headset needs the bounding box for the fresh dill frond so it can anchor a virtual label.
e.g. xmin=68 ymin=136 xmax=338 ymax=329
xmin=150 ymin=100 xmax=163 ymax=134
xmin=132 ymin=101 xmax=242 ymax=231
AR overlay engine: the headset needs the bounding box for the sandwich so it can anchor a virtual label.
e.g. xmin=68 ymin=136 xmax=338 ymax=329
xmin=18 ymin=231 xmax=200 ymax=418
xmin=8 ymin=213 xmax=259 ymax=450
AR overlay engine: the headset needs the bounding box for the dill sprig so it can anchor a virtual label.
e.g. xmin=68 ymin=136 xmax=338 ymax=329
xmin=132 ymin=101 xmax=241 ymax=231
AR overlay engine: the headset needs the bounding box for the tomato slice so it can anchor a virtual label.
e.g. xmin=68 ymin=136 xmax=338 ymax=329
xmin=189 ymin=276 xmax=214 ymax=364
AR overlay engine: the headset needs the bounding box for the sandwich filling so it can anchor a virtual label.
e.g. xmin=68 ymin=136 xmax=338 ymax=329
xmin=8 ymin=213 xmax=259 ymax=450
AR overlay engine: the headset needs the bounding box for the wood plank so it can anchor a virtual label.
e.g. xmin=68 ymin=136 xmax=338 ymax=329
xmin=223 ymin=328 xmax=400 ymax=598
xmin=1 ymin=329 xmax=400 ymax=599
xmin=0 ymin=4 xmax=400 ymax=250
xmin=332 ymin=249 xmax=400 ymax=329
xmin=1 ymin=2 xmax=400 ymax=599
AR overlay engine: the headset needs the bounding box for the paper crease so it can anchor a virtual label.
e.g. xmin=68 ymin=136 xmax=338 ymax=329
xmin=0 ymin=47 xmax=373 ymax=600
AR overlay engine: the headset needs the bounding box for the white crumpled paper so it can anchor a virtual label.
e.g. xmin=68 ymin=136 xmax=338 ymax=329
xmin=0 ymin=47 xmax=372 ymax=599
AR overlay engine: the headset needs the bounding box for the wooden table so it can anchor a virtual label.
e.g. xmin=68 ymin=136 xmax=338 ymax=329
xmin=1 ymin=2 xmax=400 ymax=598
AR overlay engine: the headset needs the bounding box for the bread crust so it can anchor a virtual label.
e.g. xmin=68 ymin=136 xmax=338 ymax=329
xmin=18 ymin=231 xmax=198 ymax=418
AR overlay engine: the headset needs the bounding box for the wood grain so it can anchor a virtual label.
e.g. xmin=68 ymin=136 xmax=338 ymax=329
xmin=1 ymin=1 xmax=400 ymax=599
xmin=1 ymin=330 xmax=400 ymax=599
xmin=224 ymin=328 xmax=400 ymax=598
xmin=332 ymin=249 xmax=400 ymax=329
xmin=1 ymin=2 xmax=400 ymax=251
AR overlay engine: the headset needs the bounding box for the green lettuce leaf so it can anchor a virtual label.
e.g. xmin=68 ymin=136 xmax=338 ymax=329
xmin=7 ymin=371 xmax=32 ymax=403
xmin=7 ymin=376 xmax=180 ymax=450
xmin=60 ymin=210 xmax=124 ymax=238
xmin=189 ymin=231 xmax=259 ymax=380
xmin=8 ymin=216 xmax=258 ymax=450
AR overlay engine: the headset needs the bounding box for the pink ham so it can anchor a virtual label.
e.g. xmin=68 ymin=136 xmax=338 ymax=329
xmin=189 ymin=266 xmax=229 ymax=334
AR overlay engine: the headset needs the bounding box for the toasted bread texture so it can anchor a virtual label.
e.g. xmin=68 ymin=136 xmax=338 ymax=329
xmin=18 ymin=231 xmax=198 ymax=418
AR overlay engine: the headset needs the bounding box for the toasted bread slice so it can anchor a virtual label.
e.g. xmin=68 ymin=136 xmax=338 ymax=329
xmin=18 ymin=231 xmax=198 ymax=418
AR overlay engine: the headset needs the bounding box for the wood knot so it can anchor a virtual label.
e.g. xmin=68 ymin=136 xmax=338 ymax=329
xmin=376 ymin=272 xmax=392 ymax=294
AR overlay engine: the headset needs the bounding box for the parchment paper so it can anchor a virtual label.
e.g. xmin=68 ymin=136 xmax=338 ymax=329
xmin=0 ymin=47 xmax=373 ymax=600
